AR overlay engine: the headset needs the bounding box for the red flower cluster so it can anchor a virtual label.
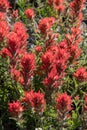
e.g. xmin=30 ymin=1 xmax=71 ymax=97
xmin=1 ymin=47 xmax=12 ymax=58
xmin=74 ymin=67 xmax=87 ymax=81
xmin=21 ymin=53 xmax=35 ymax=74
xmin=56 ymin=93 xmax=72 ymax=112
xmin=42 ymin=45 xmax=70 ymax=88
xmin=1 ymin=21 xmax=28 ymax=67
xmin=21 ymin=53 xmax=36 ymax=87
xmin=54 ymin=0 xmax=65 ymax=12
xmin=41 ymin=50 xmax=53 ymax=70
xmin=7 ymin=32 xmax=21 ymax=55
xmin=78 ymin=12 xmax=83 ymax=24
xmin=47 ymin=0 xmax=65 ymax=12
xmin=25 ymin=8 xmax=35 ymax=19
xmin=0 ymin=19 xmax=31 ymax=88
xmin=13 ymin=22 xmax=28 ymax=45
xmin=69 ymin=44 xmax=81 ymax=61
xmin=59 ymin=40 xmax=68 ymax=49
xmin=65 ymin=27 xmax=82 ymax=62
xmin=0 ymin=12 xmax=5 ymax=20
xmin=70 ymin=0 xmax=85 ymax=18
xmin=10 ymin=68 xmax=21 ymax=82
xmin=38 ymin=17 xmax=55 ymax=34
xmin=8 ymin=101 xmax=24 ymax=117
xmin=22 ymin=90 xmax=45 ymax=112
xmin=43 ymin=67 xmax=60 ymax=87
xmin=0 ymin=20 xmax=9 ymax=42
xmin=66 ymin=26 xmax=82 ymax=44
xmin=71 ymin=27 xmax=82 ymax=38
xmin=0 ymin=0 xmax=10 ymax=11
xmin=45 ymin=32 xmax=58 ymax=47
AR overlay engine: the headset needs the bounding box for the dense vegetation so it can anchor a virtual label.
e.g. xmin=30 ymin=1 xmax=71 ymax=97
xmin=0 ymin=0 xmax=87 ymax=130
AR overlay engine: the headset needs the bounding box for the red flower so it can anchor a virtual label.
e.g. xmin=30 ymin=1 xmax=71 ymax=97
xmin=21 ymin=53 xmax=35 ymax=74
xmin=43 ymin=66 xmax=59 ymax=87
xmin=69 ymin=44 xmax=81 ymax=61
xmin=50 ymin=46 xmax=69 ymax=74
xmin=10 ymin=68 xmax=21 ymax=82
xmin=55 ymin=48 xmax=70 ymax=63
xmin=8 ymin=101 xmax=24 ymax=117
xmin=56 ymin=93 xmax=72 ymax=112
xmin=0 ymin=0 xmax=10 ymax=10
xmin=74 ymin=96 xmax=79 ymax=101
xmin=35 ymin=45 xmax=42 ymax=52
xmin=38 ymin=17 xmax=55 ymax=34
xmin=12 ymin=10 xmax=19 ymax=18
xmin=53 ymin=0 xmax=65 ymax=12
xmin=0 ymin=20 xmax=9 ymax=42
xmin=22 ymin=90 xmax=33 ymax=105
xmin=42 ymin=45 xmax=69 ymax=88
xmin=59 ymin=40 xmax=68 ymax=49
xmin=22 ymin=90 xmax=45 ymax=112
xmin=25 ymin=8 xmax=35 ymax=19
xmin=1 ymin=48 xmax=12 ymax=58
xmin=41 ymin=51 xmax=53 ymax=70
xmin=74 ymin=67 xmax=87 ymax=81
xmin=47 ymin=0 xmax=65 ymax=12
xmin=45 ymin=32 xmax=58 ymax=46
xmin=31 ymin=91 xmax=45 ymax=112
xmin=70 ymin=0 xmax=85 ymax=18
xmin=7 ymin=32 xmax=20 ymax=55
xmin=21 ymin=53 xmax=35 ymax=87
xmin=0 ymin=12 xmax=5 ymax=20
xmin=47 ymin=0 xmax=54 ymax=6
xmin=78 ymin=12 xmax=83 ymax=23
xmin=55 ymin=4 xmax=65 ymax=12
xmin=14 ymin=22 xmax=28 ymax=45
xmin=71 ymin=27 xmax=82 ymax=38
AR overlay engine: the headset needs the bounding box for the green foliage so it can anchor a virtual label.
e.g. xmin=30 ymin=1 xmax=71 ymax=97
xmin=68 ymin=111 xmax=82 ymax=130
